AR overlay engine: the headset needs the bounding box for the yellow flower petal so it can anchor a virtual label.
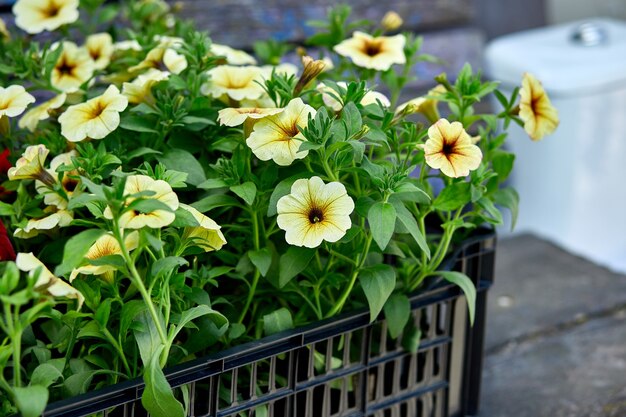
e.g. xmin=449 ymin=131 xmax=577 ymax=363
xmin=51 ymin=41 xmax=95 ymax=93
xmin=179 ymin=204 xmax=227 ymax=252
xmin=217 ymin=107 xmax=283 ymax=127
xmin=203 ymin=65 xmax=266 ymax=101
xmin=18 ymin=93 xmax=66 ymax=131
xmin=16 ymin=252 xmax=84 ymax=308
xmin=7 ymin=144 xmax=51 ymax=182
xmin=84 ymin=33 xmax=114 ymax=70
xmin=423 ymin=119 xmax=482 ymax=178
xmin=246 ymin=98 xmax=315 ymax=166
xmin=519 ymin=73 xmax=559 ymax=141
xmin=122 ymin=69 xmax=169 ymax=104
xmin=277 ymin=176 xmax=354 ymax=248
xmin=13 ymin=0 xmax=79 ymax=34
xmin=59 ymin=85 xmax=128 ymax=142
xmin=0 ymin=85 xmax=36 ymax=118
xmin=317 ymin=82 xmax=389 ymax=111
xmin=211 ymin=43 xmax=257 ymax=65
xmin=334 ymin=31 xmax=406 ymax=71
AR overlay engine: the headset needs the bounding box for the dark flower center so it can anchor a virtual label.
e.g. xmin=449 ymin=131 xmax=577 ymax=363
xmin=90 ymin=102 xmax=106 ymax=118
xmin=56 ymin=58 xmax=75 ymax=76
xmin=43 ymin=2 xmax=60 ymax=18
xmin=364 ymin=41 xmax=382 ymax=57
xmin=442 ymin=141 xmax=455 ymax=157
xmin=63 ymin=178 xmax=78 ymax=192
xmin=308 ymin=207 xmax=324 ymax=224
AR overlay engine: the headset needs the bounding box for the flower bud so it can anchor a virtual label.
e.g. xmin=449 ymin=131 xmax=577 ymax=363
xmin=381 ymin=11 xmax=403 ymax=31
xmin=294 ymin=56 xmax=327 ymax=96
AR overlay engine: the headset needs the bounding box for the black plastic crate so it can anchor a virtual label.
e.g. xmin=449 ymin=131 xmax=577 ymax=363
xmin=41 ymin=229 xmax=496 ymax=417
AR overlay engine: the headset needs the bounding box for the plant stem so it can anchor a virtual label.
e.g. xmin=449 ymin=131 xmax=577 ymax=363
xmin=325 ymin=233 xmax=373 ymax=318
xmin=238 ymin=210 xmax=261 ymax=324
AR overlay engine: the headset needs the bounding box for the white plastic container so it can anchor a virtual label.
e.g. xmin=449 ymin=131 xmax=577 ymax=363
xmin=485 ymin=19 xmax=626 ymax=273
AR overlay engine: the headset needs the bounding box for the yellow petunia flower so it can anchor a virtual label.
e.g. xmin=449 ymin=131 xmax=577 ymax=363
xmin=395 ymin=85 xmax=446 ymax=123
xmin=13 ymin=209 xmax=73 ymax=239
xmin=84 ymin=33 xmax=114 ymax=70
xmin=16 ymin=252 xmax=84 ymax=309
xmin=0 ymin=85 xmax=36 ymax=118
xmin=277 ymin=176 xmax=355 ymax=248
xmin=35 ymin=150 xmax=78 ymax=209
xmin=519 ymin=73 xmax=559 ymax=141
xmin=317 ymin=82 xmax=390 ymax=112
xmin=334 ymin=31 xmax=406 ymax=71
xmin=13 ymin=0 xmax=79 ymax=35
xmin=51 ymin=42 xmax=95 ymax=93
xmin=202 ymin=65 xmax=266 ymax=102
xmin=122 ymin=69 xmax=169 ymax=104
xmin=211 ymin=43 xmax=257 ymax=65
xmin=217 ymin=107 xmax=283 ymax=127
xmin=423 ymin=119 xmax=482 ymax=178
xmin=104 ymin=175 xmax=179 ymax=229
xmin=246 ymin=97 xmax=315 ymax=166
xmin=129 ymin=38 xmax=187 ymax=75
xmin=18 ymin=93 xmax=66 ymax=132
xmin=58 ymin=85 xmax=128 ymax=142
xmin=7 ymin=144 xmax=55 ymax=185
xmin=179 ymin=204 xmax=227 ymax=252
xmin=69 ymin=232 xmax=139 ymax=282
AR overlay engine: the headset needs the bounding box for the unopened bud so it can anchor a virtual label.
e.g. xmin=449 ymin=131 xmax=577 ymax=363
xmin=381 ymin=11 xmax=403 ymax=31
xmin=296 ymin=47 xmax=307 ymax=57
xmin=294 ymin=56 xmax=327 ymax=96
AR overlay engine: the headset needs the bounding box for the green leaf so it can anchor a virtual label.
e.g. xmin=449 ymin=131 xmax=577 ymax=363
xmin=142 ymin=347 xmax=185 ymax=417
xmin=391 ymin=182 xmax=430 ymax=203
xmin=158 ymin=149 xmax=207 ymax=186
xmin=384 ymin=294 xmax=411 ymax=339
xmin=127 ymin=198 xmax=174 ymax=214
xmin=368 ymin=202 xmax=396 ymax=251
xmin=263 ymin=308 xmax=294 ymax=336
xmin=55 ymin=229 xmax=106 ymax=276
xmin=341 ymin=101 xmax=363 ymax=138
xmin=170 ymin=305 xmax=228 ymax=343
xmin=438 ymin=271 xmax=476 ymax=325
xmin=151 ymin=256 xmax=188 ymax=278
xmin=359 ymin=265 xmax=396 ymax=322
xmin=0 ymin=262 xmax=20 ymax=294
xmin=402 ymin=324 xmax=422 ymax=354
xmin=477 ymin=197 xmax=503 ymax=225
xmin=95 ymin=299 xmax=113 ymax=327
xmin=120 ymin=300 xmax=147 ymax=336
xmin=492 ymin=151 xmax=515 ymax=183
xmin=197 ymin=178 xmax=229 ymax=190
xmin=248 ymin=248 xmax=272 ymax=277
xmin=279 ymin=247 xmax=316 ymax=287
xmin=63 ymin=371 xmax=97 ymax=396
xmin=30 ymin=363 xmax=63 ymax=388
xmin=13 ymin=385 xmax=48 ymax=417
xmin=191 ymin=194 xmax=240 ymax=213
xmin=0 ymin=201 xmax=14 ymax=215
xmin=86 ymin=254 xmax=125 ymax=268
xmin=170 ymin=208 xmax=200 ymax=228
xmin=126 ymin=147 xmax=162 ymax=161
xmin=230 ymin=182 xmax=257 ymax=206
xmin=433 ymin=182 xmax=471 ymax=211
xmin=493 ymin=187 xmax=519 ymax=230
xmin=120 ymin=115 xmax=159 ymax=133
xmin=392 ymin=201 xmax=430 ymax=258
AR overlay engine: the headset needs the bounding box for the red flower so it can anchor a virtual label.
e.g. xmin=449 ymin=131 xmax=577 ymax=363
xmin=0 ymin=149 xmax=10 ymax=176
xmin=0 ymin=219 xmax=16 ymax=261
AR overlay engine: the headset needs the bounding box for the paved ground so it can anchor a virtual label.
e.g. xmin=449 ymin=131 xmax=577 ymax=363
xmin=479 ymin=234 xmax=626 ymax=417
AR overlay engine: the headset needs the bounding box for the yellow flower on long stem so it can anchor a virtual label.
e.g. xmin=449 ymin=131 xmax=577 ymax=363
xmin=179 ymin=204 xmax=227 ymax=252
xmin=519 ymin=73 xmax=559 ymax=141
xmin=13 ymin=0 xmax=79 ymax=34
xmin=58 ymin=85 xmax=128 ymax=142
xmin=18 ymin=93 xmax=66 ymax=132
xmin=7 ymin=144 xmax=55 ymax=185
xmin=16 ymin=252 xmax=84 ymax=309
xmin=104 ymin=175 xmax=179 ymax=229
xmin=334 ymin=31 xmax=406 ymax=71
xmin=277 ymin=176 xmax=355 ymax=248
xmin=423 ymin=118 xmax=482 ymax=178
xmin=246 ymin=98 xmax=315 ymax=166
xmin=0 ymin=85 xmax=35 ymax=118
xmin=84 ymin=33 xmax=114 ymax=70
xmin=51 ymin=42 xmax=95 ymax=93
xmin=69 ymin=232 xmax=139 ymax=282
